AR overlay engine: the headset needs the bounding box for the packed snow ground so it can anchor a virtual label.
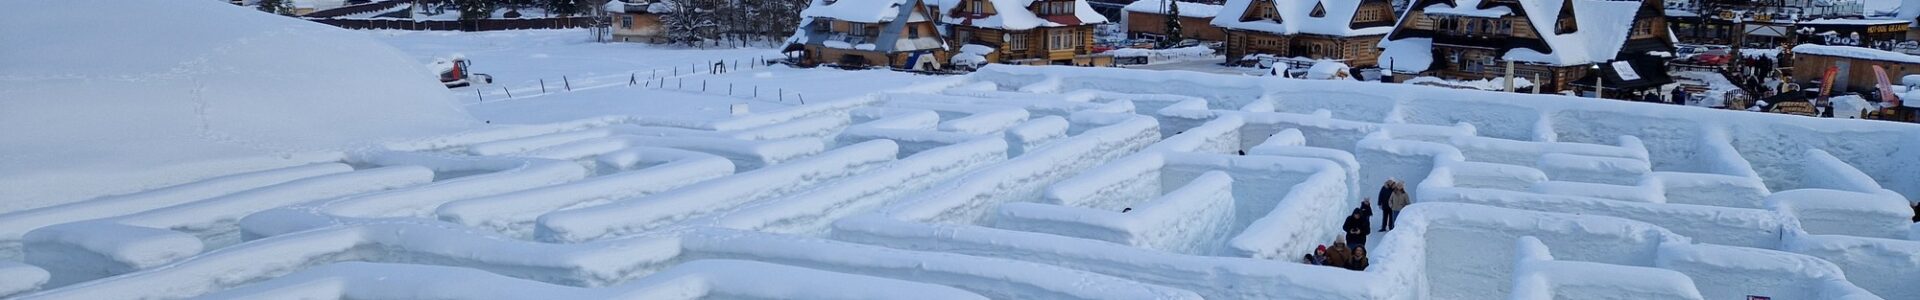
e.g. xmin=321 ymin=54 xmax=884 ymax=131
xmin=6 ymin=4 xmax=1920 ymax=299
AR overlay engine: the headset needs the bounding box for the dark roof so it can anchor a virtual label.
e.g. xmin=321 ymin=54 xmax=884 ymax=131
xmin=1572 ymin=56 xmax=1673 ymax=90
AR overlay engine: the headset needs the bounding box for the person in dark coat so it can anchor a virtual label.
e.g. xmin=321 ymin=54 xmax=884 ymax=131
xmin=1348 ymin=246 xmax=1371 ymax=271
xmin=1642 ymin=91 xmax=1662 ymax=103
xmin=1343 ymin=207 xmax=1370 ymax=248
xmin=1671 ymin=89 xmax=1689 ymax=105
xmin=1376 ymin=179 xmax=1395 ymax=232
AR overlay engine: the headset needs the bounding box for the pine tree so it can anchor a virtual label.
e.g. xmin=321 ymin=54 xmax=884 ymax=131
xmin=457 ymin=0 xmax=498 ymax=20
xmin=1164 ymin=0 xmax=1183 ymax=46
xmin=257 ymin=0 xmax=294 ymax=15
xmin=545 ymin=0 xmax=579 ymax=16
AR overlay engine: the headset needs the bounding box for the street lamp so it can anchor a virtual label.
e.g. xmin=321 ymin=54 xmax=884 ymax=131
xmin=1592 ymin=63 xmax=1604 ymax=99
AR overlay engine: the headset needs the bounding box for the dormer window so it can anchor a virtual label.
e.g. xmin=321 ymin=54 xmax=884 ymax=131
xmin=1309 ymin=1 xmax=1326 ymax=18
xmin=1554 ymin=0 xmax=1577 ymax=34
xmin=969 ymin=0 xmax=984 ymax=14
xmin=1037 ymin=1 xmax=1073 ymax=16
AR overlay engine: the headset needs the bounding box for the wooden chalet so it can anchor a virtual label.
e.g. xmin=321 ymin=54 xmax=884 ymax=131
xmin=1379 ymin=0 xmax=1675 ymax=96
xmin=788 ymin=0 xmax=952 ymax=70
xmin=1123 ymin=1 xmax=1227 ymax=41
xmin=1791 ymin=44 xmax=1920 ymax=93
xmin=1212 ymin=0 xmax=1399 ymax=67
xmin=938 ymin=0 xmax=1113 ymax=65
xmin=606 ymin=0 xmax=668 ymax=43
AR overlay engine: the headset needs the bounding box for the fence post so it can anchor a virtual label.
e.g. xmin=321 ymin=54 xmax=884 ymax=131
xmin=677 ymin=78 xmax=683 ymax=90
xmin=702 ymin=80 xmax=707 ymax=92
xmin=729 ymin=83 xmax=733 ymax=96
xmin=629 ymin=73 xmax=636 ymax=86
xmin=563 ymin=76 xmax=571 ymax=91
xmin=503 ymin=87 xmax=512 ymax=98
xmin=540 ymin=79 xmax=547 ymax=93
xmin=798 ymin=93 xmax=804 ymax=105
xmin=476 ymin=89 xmax=484 ymax=102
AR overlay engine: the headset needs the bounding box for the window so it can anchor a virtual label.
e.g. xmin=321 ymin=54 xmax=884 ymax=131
xmin=1049 ymin=30 xmax=1077 ymax=50
xmin=970 ymin=0 xmax=984 ymax=13
xmin=908 ymin=26 xmax=920 ymax=39
xmin=849 ymin=24 xmax=868 ymax=36
xmin=1010 ymin=33 xmax=1027 ymax=50
xmin=1631 ymin=19 xmax=1655 ymax=37
xmin=621 ymin=16 xmax=634 ymax=29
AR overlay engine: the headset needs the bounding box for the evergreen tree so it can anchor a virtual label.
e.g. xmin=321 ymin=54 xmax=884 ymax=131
xmin=1163 ymin=0 xmax=1183 ymax=46
xmin=257 ymin=0 xmax=295 ymax=15
xmin=457 ymin=0 xmax=498 ymax=20
xmin=545 ymin=0 xmax=580 ymax=17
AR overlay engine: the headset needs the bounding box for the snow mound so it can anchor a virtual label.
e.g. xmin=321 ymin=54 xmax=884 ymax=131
xmin=0 ymin=0 xmax=476 ymax=211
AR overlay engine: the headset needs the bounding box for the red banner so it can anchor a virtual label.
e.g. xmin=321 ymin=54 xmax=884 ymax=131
xmin=1819 ymin=66 xmax=1839 ymax=103
xmin=1874 ymin=65 xmax=1902 ymax=108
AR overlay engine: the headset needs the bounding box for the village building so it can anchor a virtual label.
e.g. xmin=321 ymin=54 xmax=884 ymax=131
xmin=1211 ymin=0 xmax=1399 ymax=68
xmin=1123 ymin=1 xmax=1227 ymax=42
xmin=605 ymin=0 xmax=668 ymax=43
xmin=937 ymin=0 xmax=1114 ymax=66
xmin=1379 ymin=0 xmax=1675 ymax=97
xmin=787 ymin=0 xmax=952 ymax=70
xmin=1791 ymin=44 xmax=1920 ymax=93
xmin=1797 ymin=18 xmax=1913 ymax=51
xmin=1665 ymin=0 xmax=1866 ymax=47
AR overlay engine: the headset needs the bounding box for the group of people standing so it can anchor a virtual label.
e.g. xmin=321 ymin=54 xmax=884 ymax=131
xmin=1303 ymin=179 xmax=1410 ymax=271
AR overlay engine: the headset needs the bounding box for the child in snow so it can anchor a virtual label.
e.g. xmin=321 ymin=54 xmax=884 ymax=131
xmin=1325 ymin=238 xmax=1352 ymax=269
xmin=1309 ymin=245 xmax=1329 ymax=265
xmin=1348 ymin=246 xmax=1370 ymax=271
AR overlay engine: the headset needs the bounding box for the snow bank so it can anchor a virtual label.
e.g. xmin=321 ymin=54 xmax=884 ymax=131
xmin=1421 ymin=186 xmax=1788 ymax=248
xmin=882 ymin=114 xmax=1159 ymax=224
xmin=1768 ymin=189 xmax=1915 ymax=240
xmin=535 ymin=140 xmax=900 ymax=243
xmin=1535 ymin=153 xmax=1652 ymax=185
xmin=0 ymin=261 xmax=49 ymax=298
xmin=1656 ymin=243 xmax=1873 ymax=300
xmin=0 ymin=0 xmax=476 ymax=211
xmin=713 ymin=138 xmax=1008 ymax=235
xmin=199 ymin=260 xmax=988 ymax=300
xmin=1784 ymin=234 xmax=1920 ymax=300
xmin=1508 ymin=236 xmax=1706 ymax=300
xmin=0 ymin=163 xmax=350 ymax=261
xmin=22 ymin=166 xmax=433 ymax=287
xmin=998 ymin=170 xmax=1236 ymax=255
xmin=1376 ymin=203 xmax=1690 ymax=300
xmin=830 ymin=216 xmax=1388 ymax=299
xmin=519 ymin=135 xmax=824 ymax=172
xmin=433 ymin=147 xmax=733 ymax=238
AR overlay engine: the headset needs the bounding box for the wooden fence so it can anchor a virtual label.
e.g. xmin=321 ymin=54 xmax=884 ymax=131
xmin=305 ymin=17 xmax=600 ymax=32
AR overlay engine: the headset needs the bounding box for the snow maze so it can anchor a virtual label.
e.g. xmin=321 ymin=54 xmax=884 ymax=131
xmin=6 ymin=65 xmax=1920 ymax=299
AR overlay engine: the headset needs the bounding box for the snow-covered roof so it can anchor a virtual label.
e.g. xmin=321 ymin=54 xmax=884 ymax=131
xmin=805 ymin=0 xmax=913 ymax=23
xmin=1793 ymin=44 xmax=1920 ymax=64
xmin=1799 ymin=18 xmax=1911 ymax=25
xmin=1381 ymin=0 xmax=1650 ymax=71
xmin=1123 ymin=1 xmax=1224 ymax=19
xmin=1894 ymin=0 xmax=1920 ymax=25
xmin=1211 ymin=0 xmax=1393 ymax=36
xmin=936 ymin=0 xmax=1110 ymax=30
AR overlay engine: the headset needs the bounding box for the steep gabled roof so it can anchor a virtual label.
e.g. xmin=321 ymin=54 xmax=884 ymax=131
xmin=1123 ymin=1 xmax=1224 ymax=19
xmin=789 ymin=0 xmax=949 ymax=53
xmin=805 ymin=0 xmax=916 ymax=23
xmin=1379 ymin=0 xmax=1648 ymax=72
xmin=935 ymin=0 xmax=1111 ymax=30
xmin=1212 ymin=0 xmax=1392 ymax=36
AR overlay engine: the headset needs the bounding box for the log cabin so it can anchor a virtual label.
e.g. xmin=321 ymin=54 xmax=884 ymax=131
xmin=787 ymin=0 xmax=952 ymax=70
xmin=1212 ymin=0 xmax=1399 ymax=67
xmin=938 ymin=0 xmax=1113 ymax=65
xmin=1378 ymin=0 xmax=1675 ymax=96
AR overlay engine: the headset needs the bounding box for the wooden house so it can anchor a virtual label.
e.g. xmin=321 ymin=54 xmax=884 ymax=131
xmin=938 ymin=0 xmax=1113 ymax=65
xmin=1379 ymin=0 xmax=1675 ymax=96
xmin=606 ymin=0 xmax=668 ymax=43
xmin=1124 ymin=1 xmax=1227 ymax=42
xmin=1791 ymin=44 xmax=1920 ymax=94
xmin=1212 ymin=0 xmax=1399 ymax=67
xmin=787 ymin=0 xmax=952 ymax=70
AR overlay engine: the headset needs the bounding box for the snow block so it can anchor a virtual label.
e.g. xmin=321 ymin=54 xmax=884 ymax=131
xmin=1423 ymin=187 xmax=1786 ymax=249
xmin=1785 ymin=234 xmax=1920 ymax=300
xmin=1768 ymin=189 xmax=1914 ymax=239
xmin=1376 ymin=203 xmax=1689 ymax=300
xmin=1650 ymin=171 xmax=1772 ymax=208
xmin=1003 ymin=116 xmax=1070 ymax=157
xmin=999 ymin=170 xmax=1236 ymax=255
xmin=1655 ymin=243 xmax=1868 ymax=300
xmin=1508 ymin=237 xmax=1705 ymax=300
xmin=433 ymin=147 xmax=733 ymax=238
xmin=1536 ymin=153 xmax=1652 ymax=186
xmin=194 ymin=261 xmax=989 ymax=300
xmin=517 ymin=135 xmax=823 ymax=172
xmin=0 ymin=261 xmax=50 ymax=298
xmin=714 ymin=138 xmax=1008 ymax=235
xmin=1145 ymin=115 xmax=1244 ymax=154
xmin=535 ymin=140 xmax=899 ymax=243
xmin=21 ymin=166 xmax=432 ymax=287
xmin=883 ymin=114 xmax=1158 ymax=225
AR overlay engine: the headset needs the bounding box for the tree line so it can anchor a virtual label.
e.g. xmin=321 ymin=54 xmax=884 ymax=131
xmin=655 ymin=0 xmax=810 ymax=47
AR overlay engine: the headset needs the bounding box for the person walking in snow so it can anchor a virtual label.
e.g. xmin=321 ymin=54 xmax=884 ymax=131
xmin=1348 ymin=246 xmax=1370 ymax=271
xmin=1384 ymin=180 xmax=1410 ymax=231
xmin=1671 ymin=89 xmax=1689 ymax=105
xmin=1377 ymin=180 xmax=1395 ymax=232
xmin=1344 ymin=206 xmax=1370 ymax=249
